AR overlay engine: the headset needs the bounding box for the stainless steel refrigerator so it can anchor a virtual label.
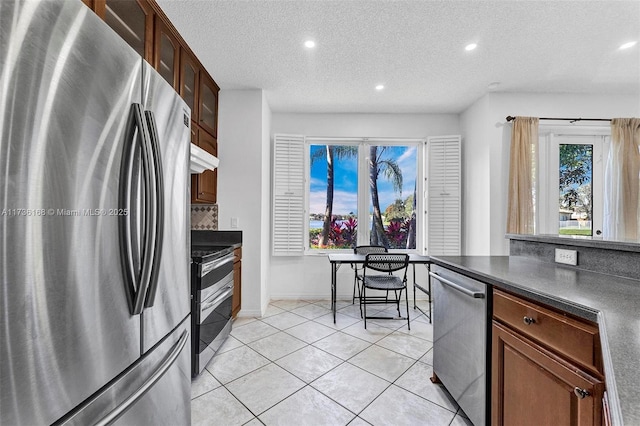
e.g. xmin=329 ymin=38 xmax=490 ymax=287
xmin=0 ymin=1 xmax=191 ymax=424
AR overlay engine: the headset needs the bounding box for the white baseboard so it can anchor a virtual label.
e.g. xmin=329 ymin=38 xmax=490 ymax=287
xmin=268 ymin=293 xmax=431 ymax=301
xmin=236 ymin=309 xmax=262 ymax=317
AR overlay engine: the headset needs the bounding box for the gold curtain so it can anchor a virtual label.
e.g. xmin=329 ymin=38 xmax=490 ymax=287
xmin=506 ymin=117 xmax=539 ymax=234
xmin=604 ymin=118 xmax=640 ymax=241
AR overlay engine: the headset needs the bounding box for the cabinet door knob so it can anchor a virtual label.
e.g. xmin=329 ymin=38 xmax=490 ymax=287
xmin=574 ymin=387 xmax=590 ymax=399
xmin=523 ymin=316 xmax=536 ymax=325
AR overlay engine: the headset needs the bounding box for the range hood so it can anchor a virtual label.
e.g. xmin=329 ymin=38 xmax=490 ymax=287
xmin=190 ymin=143 xmax=219 ymax=174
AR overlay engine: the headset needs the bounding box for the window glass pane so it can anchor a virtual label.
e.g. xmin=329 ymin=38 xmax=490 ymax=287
xmin=200 ymin=83 xmax=216 ymax=131
xmin=309 ymin=145 xmax=358 ymax=249
xmin=159 ymin=33 xmax=175 ymax=86
xmin=368 ymin=145 xmax=417 ymax=249
xmin=182 ymin=63 xmax=196 ymax=112
xmin=558 ymin=144 xmax=593 ymax=236
xmin=105 ymin=0 xmax=145 ymax=57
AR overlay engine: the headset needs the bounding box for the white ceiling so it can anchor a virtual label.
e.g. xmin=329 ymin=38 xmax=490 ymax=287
xmin=156 ymin=0 xmax=640 ymax=114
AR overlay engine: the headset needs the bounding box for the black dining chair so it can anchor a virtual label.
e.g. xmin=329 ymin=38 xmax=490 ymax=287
xmin=351 ymin=245 xmax=387 ymax=306
xmin=360 ymin=253 xmax=410 ymax=330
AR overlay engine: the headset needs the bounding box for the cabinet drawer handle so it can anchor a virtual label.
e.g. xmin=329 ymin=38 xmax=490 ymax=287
xmin=523 ymin=316 xmax=536 ymax=325
xmin=574 ymin=387 xmax=590 ymax=399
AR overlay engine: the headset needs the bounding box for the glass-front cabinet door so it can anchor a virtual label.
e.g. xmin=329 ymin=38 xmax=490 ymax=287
xmin=101 ymin=0 xmax=153 ymax=62
xmin=180 ymin=50 xmax=199 ymax=122
xmin=199 ymin=74 xmax=219 ymax=137
xmin=154 ymin=16 xmax=180 ymax=90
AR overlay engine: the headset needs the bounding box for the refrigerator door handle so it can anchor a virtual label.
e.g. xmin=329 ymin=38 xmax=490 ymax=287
xmin=135 ymin=106 xmax=158 ymax=315
xmin=143 ymin=110 xmax=164 ymax=308
xmin=119 ymin=103 xmax=155 ymax=315
xmin=92 ymin=330 xmax=189 ymax=426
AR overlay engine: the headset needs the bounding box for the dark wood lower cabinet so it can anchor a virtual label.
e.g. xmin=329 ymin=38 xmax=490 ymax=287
xmin=492 ymin=320 xmax=604 ymax=426
xmin=232 ymin=248 xmax=241 ymax=318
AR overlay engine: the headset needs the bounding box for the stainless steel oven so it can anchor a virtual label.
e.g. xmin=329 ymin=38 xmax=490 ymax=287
xmin=191 ymin=247 xmax=235 ymax=377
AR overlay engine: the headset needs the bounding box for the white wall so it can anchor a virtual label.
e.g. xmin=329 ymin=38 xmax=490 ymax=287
xmin=219 ymin=93 xmax=639 ymax=305
xmin=217 ymin=90 xmax=269 ymax=316
xmin=269 ymin=112 xmax=460 ymax=299
xmin=460 ymin=92 xmax=640 ymax=255
xmin=260 ymin=92 xmax=272 ymax=313
xmin=459 ymin=96 xmax=492 ymax=255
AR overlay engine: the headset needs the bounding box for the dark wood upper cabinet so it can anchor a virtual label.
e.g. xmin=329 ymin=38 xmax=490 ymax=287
xmin=192 ymin=128 xmax=217 ymax=203
xmin=180 ymin=49 xmax=199 ymax=121
xmin=85 ymin=0 xmax=220 ymax=204
xmin=199 ymin=73 xmax=219 ymax=138
xmin=90 ymin=0 xmax=154 ymax=62
xmin=154 ymin=16 xmax=180 ymax=90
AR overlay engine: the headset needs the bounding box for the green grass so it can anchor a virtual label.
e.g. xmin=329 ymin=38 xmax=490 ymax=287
xmin=559 ymin=229 xmax=592 ymax=236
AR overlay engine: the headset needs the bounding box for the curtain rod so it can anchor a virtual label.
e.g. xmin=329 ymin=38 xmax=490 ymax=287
xmin=505 ymin=115 xmax=611 ymax=123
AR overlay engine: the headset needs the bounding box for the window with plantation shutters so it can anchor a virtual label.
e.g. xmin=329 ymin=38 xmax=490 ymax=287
xmin=272 ymin=133 xmax=462 ymax=256
xmin=426 ymin=136 xmax=461 ymax=255
xmin=272 ymin=134 xmax=305 ymax=255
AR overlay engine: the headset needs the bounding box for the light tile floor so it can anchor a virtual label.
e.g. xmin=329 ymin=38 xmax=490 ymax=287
xmin=191 ymin=299 xmax=472 ymax=426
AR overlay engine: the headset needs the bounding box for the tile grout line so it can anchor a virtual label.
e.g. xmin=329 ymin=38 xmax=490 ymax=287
xmin=193 ymin=300 xmax=445 ymax=426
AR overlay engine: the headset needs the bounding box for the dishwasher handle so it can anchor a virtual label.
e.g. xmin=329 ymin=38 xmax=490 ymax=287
xmin=429 ymin=272 xmax=485 ymax=299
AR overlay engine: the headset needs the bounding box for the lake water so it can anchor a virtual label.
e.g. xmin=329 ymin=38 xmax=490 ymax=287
xmin=310 ymin=219 xmax=350 ymax=229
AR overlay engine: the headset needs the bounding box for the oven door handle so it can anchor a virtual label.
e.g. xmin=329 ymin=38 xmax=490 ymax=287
xmin=201 ymin=285 xmax=233 ymax=312
xmin=202 ymin=253 xmax=235 ymax=277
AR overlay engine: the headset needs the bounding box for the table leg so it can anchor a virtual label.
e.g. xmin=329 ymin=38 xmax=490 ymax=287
xmin=331 ymin=263 xmax=337 ymax=323
xmin=412 ymin=262 xmax=432 ymax=323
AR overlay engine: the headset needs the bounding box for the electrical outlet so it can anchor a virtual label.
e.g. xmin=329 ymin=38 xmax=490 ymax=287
xmin=231 ymin=217 xmax=239 ymax=229
xmin=555 ymin=248 xmax=578 ymax=266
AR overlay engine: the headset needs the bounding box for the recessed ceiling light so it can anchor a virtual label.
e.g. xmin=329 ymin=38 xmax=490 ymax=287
xmin=619 ymin=41 xmax=637 ymax=50
xmin=304 ymin=40 xmax=316 ymax=49
xmin=375 ymin=84 xmax=384 ymax=91
xmin=465 ymin=43 xmax=477 ymax=51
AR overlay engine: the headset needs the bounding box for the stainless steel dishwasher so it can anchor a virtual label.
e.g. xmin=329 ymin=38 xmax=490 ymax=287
xmin=430 ymin=265 xmax=488 ymax=426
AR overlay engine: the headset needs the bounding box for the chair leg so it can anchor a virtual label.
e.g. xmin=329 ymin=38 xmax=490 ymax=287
xmin=358 ymin=279 xmax=364 ymax=318
xmin=352 ymin=273 xmax=357 ymax=304
xmin=363 ymin=285 xmax=367 ymax=329
xmin=412 ymin=264 xmax=417 ymax=311
xmin=405 ymin=286 xmax=411 ymax=330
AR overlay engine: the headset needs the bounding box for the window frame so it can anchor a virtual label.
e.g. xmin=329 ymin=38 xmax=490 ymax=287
xmin=537 ymin=125 xmax=610 ymax=236
xmin=303 ymin=137 xmax=425 ymax=255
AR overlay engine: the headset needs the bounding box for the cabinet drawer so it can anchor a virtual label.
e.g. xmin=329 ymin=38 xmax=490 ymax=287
xmin=493 ymin=289 xmax=601 ymax=374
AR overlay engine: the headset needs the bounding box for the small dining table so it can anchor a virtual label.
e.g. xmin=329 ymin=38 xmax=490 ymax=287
xmin=327 ymin=253 xmax=432 ymax=323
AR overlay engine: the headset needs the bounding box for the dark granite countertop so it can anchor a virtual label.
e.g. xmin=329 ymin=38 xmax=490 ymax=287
xmin=507 ymin=233 xmax=640 ymax=253
xmin=429 ymin=255 xmax=640 ymax=426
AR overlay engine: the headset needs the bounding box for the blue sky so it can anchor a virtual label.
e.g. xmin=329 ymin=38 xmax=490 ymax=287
xmin=309 ymin=145 xmax=417 ymax=215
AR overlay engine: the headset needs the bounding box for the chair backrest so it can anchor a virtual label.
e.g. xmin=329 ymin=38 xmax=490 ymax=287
xmin=354 ymin=245 xmax=388 ymax=255
xmin=364 ymin=253 xmax=409 ymax=274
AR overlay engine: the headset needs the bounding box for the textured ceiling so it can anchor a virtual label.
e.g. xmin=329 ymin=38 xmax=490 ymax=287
xmin=156 ymin=0 xmax=640 ymax=113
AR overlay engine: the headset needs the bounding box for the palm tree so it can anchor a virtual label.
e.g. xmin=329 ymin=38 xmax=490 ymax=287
xmin=369 ymin=146 xmax=403 ymax=247
xmin=310 ymin=145 xmax=358 ymax=246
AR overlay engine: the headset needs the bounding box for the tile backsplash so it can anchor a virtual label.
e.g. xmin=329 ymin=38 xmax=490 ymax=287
xmin=191 ymin=204 xmax=218 ymax=230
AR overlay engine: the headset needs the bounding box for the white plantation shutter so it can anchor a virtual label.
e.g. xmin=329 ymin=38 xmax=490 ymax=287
xmin=272 ymin=134 xmax=305 ymax=255
xmin=426 ymin=136 xmax=461 ymax=255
